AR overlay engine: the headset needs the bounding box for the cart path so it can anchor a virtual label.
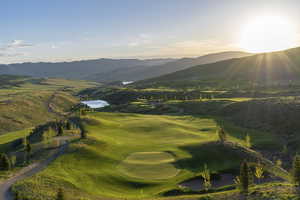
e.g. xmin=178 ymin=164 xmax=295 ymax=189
xmin=0 ymin=137 xmax=69 ymax=200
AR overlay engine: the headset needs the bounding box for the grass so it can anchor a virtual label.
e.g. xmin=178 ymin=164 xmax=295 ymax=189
xmin=12 ymin=112 xmax=287 ymax=199
xmin=13 ymin=112 xmax=245 ymax=199
xmin=0 ymin=128 xmax=31 ymax=145
xmin=118 ymin=152 xmax=179 ymax=180
xmin=0 ymin=77 xmax=98 ymax=134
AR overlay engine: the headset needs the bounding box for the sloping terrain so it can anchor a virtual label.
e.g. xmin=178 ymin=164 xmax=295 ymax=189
xmin=12 ymin=113 xmax=245 ymax=199
xmin=136 ymin=47 xmax=300 ymax=88
xmin=0 ymin=52 xmax=250 ymax=82
xmin=88 ymin=51 xmax=251 ymax=82
xmin=0 ymin=75 xmax=97 ymax=134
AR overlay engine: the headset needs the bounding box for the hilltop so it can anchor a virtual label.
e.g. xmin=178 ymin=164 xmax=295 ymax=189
xmin=136 ymin=47 xmax=300 ymax=89
xmin=0 ymin=51 xmax=250 ymax=83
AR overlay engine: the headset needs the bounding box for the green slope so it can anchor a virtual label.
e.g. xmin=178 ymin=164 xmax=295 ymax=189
xmin=0 ymin=76 xmax=98 ymax=134
xmin=136 ymin=47 xmax=300 ymax=88
xmin=13 ymin=113 xmax=249 ymax=200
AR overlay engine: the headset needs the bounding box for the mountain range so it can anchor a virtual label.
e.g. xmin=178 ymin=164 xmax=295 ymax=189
xmin=137 ymin=47 xmax=300 ymax=87
xmin=0 ymin=51 xmax=251 ymax=83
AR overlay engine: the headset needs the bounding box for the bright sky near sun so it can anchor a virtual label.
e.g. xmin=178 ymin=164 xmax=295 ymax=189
xmin=1 ymin=0 xmax=300 ymax=64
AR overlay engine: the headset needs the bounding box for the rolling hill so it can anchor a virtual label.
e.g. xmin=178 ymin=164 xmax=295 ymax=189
xmin=136 ymin=47 xmax=300 ymax=88
xmin=88 ymin=51 xmax=251 ymax=82
xmin=0 ymin=52 xmax=250 ymax=83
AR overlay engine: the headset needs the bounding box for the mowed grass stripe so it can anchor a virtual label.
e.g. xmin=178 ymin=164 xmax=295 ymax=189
xmin=13 ymin=112 xmax=247 ymax=199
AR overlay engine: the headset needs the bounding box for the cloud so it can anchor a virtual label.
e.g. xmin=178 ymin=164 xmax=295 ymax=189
xmin=127 ymin=33 xmax=153 ymax=47
xmin=7 ymin=40 xmax=33 ymax=48
xmin=0 ymin=52 xmax=25 ymax=57
xmin=0 ymin=40 xmax=33 ymax=51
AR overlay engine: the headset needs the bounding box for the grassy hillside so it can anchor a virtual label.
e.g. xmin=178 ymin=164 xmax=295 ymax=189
xmin=13 ymin=112 xmax=255 ymax=199
xmin=0 ymin=52 xmax=251 ymax=83
xmin=136 ymin=47 xmax=300 ymax=89
xmin=0 ymin=58 xmax=174 ymax=81
xmin=0 ymin=76 xmax=98 ymax=134
xmin=88 ymin=51 xmax=251 ymax=82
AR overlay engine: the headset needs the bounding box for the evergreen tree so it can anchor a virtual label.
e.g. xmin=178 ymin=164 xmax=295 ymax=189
xmin=57 ymin=125 xmax=64 ymax=136
xmin=14 ymin=191 xmax=20 ymax=200
xmin=0 ymin=153 xmax=11 ymax=170
xmin=80 ymin=128 xmax=87 ymax=139
xmin=56 ymin=188 xmax=65 ymax=200
xmin=66 ymin=121 xmax=71 ymax=130
xmin=25 ymin=142 xmax=32 ymax=163
xmin=239 ymin=161 xmax=252 ymax=195
xmin=217 ymin=127 xmax=227 ymax=143
xmin=292 ymin=154 xmax=300 ymax=186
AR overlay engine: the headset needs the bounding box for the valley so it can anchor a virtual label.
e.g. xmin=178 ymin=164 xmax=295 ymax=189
xmin=0 ymin=69 xmax=299 ymax=199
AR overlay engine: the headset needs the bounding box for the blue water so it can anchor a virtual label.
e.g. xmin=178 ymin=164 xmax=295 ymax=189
xmin=81 ymin=100 xmax=110 ymax=108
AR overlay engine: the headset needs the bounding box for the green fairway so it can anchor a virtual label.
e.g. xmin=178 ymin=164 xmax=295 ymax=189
xmin=14 ymin=112 xmax=233 ymax=199
xmin=118 ymin=151 xmax=179 ymax=180
xmin=13 ymin=112 xmax=276 ymax=199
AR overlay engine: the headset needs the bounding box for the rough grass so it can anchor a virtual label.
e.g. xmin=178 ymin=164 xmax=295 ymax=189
xmin=12 ymin=112 xmax=284 ymax=199
xmin=13 ymin=113 xmax=235 ymax=199
xmin=0 ymin=128 xmax=31 ymax=145
xmin=0 ymin=77 xmax=97 ymax=134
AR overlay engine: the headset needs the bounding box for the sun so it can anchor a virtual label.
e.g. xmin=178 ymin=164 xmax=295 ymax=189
xmin=239 ymin=15 xmax=297 ymax=53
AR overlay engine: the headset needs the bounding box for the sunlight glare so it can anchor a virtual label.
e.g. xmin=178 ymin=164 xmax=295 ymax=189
xmin=239 ymin=15 xmax=297 ymax=53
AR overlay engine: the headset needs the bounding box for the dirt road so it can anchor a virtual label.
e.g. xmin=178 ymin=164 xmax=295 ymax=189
xmin=0 ymin=138 xmax=69 ymax=200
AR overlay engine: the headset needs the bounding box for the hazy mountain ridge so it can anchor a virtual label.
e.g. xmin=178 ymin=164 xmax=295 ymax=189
xmin=88 ymin=51 xmax=251 ymax=82
xmin=0 ymin=58 xmax=175 ymax=81
xmin=137 ymin=47 xmax=300 ymax=87
xmin=0 ymin=52 xmax=250 ymax=82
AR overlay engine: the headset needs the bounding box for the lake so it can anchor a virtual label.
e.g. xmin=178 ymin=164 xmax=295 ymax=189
xmin=81 ymin=100 xmax=110 ymax=108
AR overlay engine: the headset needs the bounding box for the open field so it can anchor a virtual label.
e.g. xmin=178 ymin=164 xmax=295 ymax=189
xmin=12 ymin=112 xmax=246 ymax=199
xmin=12 ymin=112 xmax=286 ymax=199
xmin=0 ymin=76 xmax=99 ymax=134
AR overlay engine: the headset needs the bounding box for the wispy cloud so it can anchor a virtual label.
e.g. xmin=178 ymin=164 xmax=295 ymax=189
xmin=7 ymin=40 xmax=33 ymax=48
xmin=128 ymin=33 xmax=153 ymax=47
xmin=0 ymin=40 xmax=33 ymax=58
xmin=0 ymin=40 xmax=33 ymax=51
xmin=0 ymin=52 xmax=25 ymax=57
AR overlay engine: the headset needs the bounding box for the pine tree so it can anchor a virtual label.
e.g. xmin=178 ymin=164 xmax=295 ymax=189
xmin=217 ymin=127 xmax=227 ymax=143
xmin=239 ymin=161 xmax=252 ymax=195
xmin=80 ymin=128 xmax=87 ymax=139
xmin=66 ymin=121 xmax=71 ymax=130
xmin=292 ymin=154 xmax=300 ymax=186
xmin=56 ymin=188 xmax=65 ymax=200
xmin=25 ymin=142 xmax=32 ymax=163
xmin=57 ymin=125 xmax=64 ymax=136
xmin=0 ymin=153 xmax=11 ymax=170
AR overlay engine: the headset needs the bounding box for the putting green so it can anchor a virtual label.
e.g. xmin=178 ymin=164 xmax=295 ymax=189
xmin=119 ymin=151 xmax=179 ymax=180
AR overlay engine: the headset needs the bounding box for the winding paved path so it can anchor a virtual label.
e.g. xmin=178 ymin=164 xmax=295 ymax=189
xmin=0 ymin=138 xmax=70 ymax=200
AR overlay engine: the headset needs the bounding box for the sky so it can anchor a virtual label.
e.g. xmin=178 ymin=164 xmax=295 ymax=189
xmin=1 ymin=0 xmax=300 ymax=64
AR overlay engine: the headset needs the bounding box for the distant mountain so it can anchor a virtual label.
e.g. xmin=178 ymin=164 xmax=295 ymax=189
xmin=0 ymin=58 xmax=175 ymax=81
xmin=0 ymin=51 xmax=250 ymax=82
xmin=88 ymin=51 xmax=251 ymax=82
xmin=136 ymin=47 xmax=300 ymax=88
